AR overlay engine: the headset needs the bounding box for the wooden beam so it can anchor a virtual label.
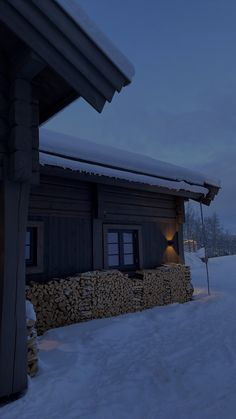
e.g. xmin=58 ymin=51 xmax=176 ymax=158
xmin=0 ymin=1 xmax=107 ymax=112
xmin=0 ymin=178 xmax=30 ymax=399
xmin=40 ymin=164 xmax=205 ymax=203
xmin=10 ymin=48 xmax=45 ymax=81
xmin=0 ymin=66 xmax=38 ymax=400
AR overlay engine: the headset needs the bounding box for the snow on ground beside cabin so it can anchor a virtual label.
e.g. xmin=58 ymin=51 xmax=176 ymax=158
xmin=2 ymin=254 xmax=236 ymax=419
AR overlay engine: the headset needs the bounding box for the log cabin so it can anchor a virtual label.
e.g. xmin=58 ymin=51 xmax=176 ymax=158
xmin=26 ymin=129 xmax=220 ymax=283
xmin=0 ymin=0 xmax=134 ymax=401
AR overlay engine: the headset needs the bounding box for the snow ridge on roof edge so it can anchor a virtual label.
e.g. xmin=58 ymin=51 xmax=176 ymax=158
xmin=40 ymin=129 xmax=220 ymax=191
xmin=55 ymin=0 xmax=135 ymax=82
xmin=40 ymin=152 xmax=209 ymax=197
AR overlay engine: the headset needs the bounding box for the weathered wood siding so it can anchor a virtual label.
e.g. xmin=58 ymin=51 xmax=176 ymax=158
xmin=29 ymin=176 xmax=92 ymax=217
xmin=27 ymin=176 xmax=185 ymax=282
xmin=98 ymin=185 xmax=177 ymax=222
xmin=27 ymin=176 xmax=93 ymax=282
xmin=94 ymin=185 xmax=182 ymax=270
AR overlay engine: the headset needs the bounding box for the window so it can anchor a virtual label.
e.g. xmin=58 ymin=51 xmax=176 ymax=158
xmin=25 ymin=221 xmax=44 ymax=274
xmin=105 ymin=226 xmax=141 ymax=271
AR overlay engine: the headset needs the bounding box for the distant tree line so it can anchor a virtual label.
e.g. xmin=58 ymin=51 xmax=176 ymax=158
xmin=184 ymin=204 xmax=236 ymax=257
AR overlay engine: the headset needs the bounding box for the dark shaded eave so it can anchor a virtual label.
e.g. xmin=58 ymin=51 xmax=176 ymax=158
xmin=0 ymin=0 xmax=133 ymax=122
xmin=39 ymin=163 xmax=219 ymax=205
xmin=200 ymin=184 xmax=220 ymax=206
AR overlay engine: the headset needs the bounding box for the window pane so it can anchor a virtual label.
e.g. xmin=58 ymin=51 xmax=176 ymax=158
xmin=108 ymin=255 xmax=119 ymax=267
xmin=25 ymin=245 xmax=30 ymax=260
xmin=108 ymin=243 xmax=119 ymax=255
xmin=124 ymin=254 xmax=134 ymax=265
xmin=108 ymin=232 xmax=118 ymax=243
xmin=123 ymin=232 xmax=133 ymax=243
xmin=124 ymin=243 xmax=133 ymax=254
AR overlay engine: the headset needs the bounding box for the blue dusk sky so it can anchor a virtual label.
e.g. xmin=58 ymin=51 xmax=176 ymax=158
xmin=45 ymin=0 xmax=236 ymax=232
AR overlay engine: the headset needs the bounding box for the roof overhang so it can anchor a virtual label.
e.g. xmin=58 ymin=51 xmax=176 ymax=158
xmin=38 ymin=130 xmax=220 ymax=206
xmin=0 ymin=0 xmax=134 ymax=122
xmin=39 ymin=157 xmax=220 ymax=206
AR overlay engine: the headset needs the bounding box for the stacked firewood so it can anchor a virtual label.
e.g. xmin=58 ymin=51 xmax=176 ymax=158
xmin=26 ymin=300 xmax=38 ymax=377
xmin=26 ymin=264 xmax=193 ymax=335
xmin=91 ymin=270 xmax=134 ymax=318
xmin=132 ymin=277 xmax=145 ymax=311
xmin=136 ymin=268 xmax=171 ymax=309
xmin=136 ymin=264 xmax=193 ymax=309
xmin=26 ymin=278 xmax=84 ymax=335
xmin=163 ymin=264 xmax=193 ymax=303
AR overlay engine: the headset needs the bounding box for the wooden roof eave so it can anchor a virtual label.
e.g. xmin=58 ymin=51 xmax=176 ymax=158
xmin=199 ymin=184 xmax=220 ymax=206
xmin=0 ymin=0 xmax=132 ymax=121
xmin=39 ymin=163 xmax=210 ymax=203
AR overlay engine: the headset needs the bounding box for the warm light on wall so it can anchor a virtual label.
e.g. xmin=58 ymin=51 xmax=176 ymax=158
xmin=160 ymin=221 xmax=180 ymax=264
xmin=163 ymin=245 xmax=179 ymax=264
xmin=165 ymin=232 xmax=175 ymax=241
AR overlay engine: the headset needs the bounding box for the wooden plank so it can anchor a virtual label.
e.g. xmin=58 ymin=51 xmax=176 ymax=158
xmin=11 ymin=182 xmax=30 ymax=394
xmin=8 ymin=78 xmax=33 ymax=183
xmin=29 ymin=208 xmax=91 ymax=219
xmin=44 ymin=217 xmax=93 ymax=277
xmin=9 ymin=100 xmax=32 ymax=126
xmin=178 ymin=224 xmax=185 ymax=264
xmin=103 ymin=195 xmax=176 ymax=209
xmin=0 ymin=180 xmax=29 ymax=398
xmin=40 ymin=175 xmax=92 ymax=192
xmin=10 ymin=78 xmax=31 ymax=101
xmin=40 ymin=165 xmax=204 ymax=203
xmin=32 ymin=0 xmax=125 ymax=90
xmin=93 ymin=219 xmax=103 ymax=270
xmin=176 ymin=197 xmax=185 ymax=224
xmin=30 ymin=184 xmax=92 ymax=201
xmin=10 ymin=48 xmax=45 ymax=80
xmin=102 ymin=215 xmax=176 ymax=225
xmin=104 ymin=208 xmax=176 ymax=221
xmin=102 ymin=185 xmax=175 ymax=201
xmin=0 ymin=117 xmax=8 ymax=138
xmin=9 ymin=150 xmax=32 ymax=182
xmin=104 ymin=202 xmax=176 ymax=218
xmin=19 ymin=0 xmax=115 ymax=100
xmin=0 ymin=1 xmax=107 ymax=112
xmin=141 ymin=222 xmax=166 ymax=268
xmin=29 ymin=196 xmax=92 ymax=212
xmin=9 ymin=126 xmax=32 ymax=152
xmin=29 ymin=176 xmax=93 ymax=217
xmin=96 ymin=184 xmax=105 ymax=219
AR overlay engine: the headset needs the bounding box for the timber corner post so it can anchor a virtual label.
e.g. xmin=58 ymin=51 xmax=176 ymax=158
xmin=0 ymin=54 xmax=40 ymax=400
xmin=0 ymin=0 xmax=134 ymax=402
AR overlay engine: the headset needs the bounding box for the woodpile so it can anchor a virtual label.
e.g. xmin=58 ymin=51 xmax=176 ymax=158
xmin=26 ymin=300 xmax=38 ymax=377
xmin=26 ymin=278 xmax=84 ymax=335
xmin=136 ymin=264 xmax=193 ymax=308
xmin=89 ymin=270 xmax=135 ymax=318
xmin=26 ymin=264 xmax=193 ymax=335
xmin=167 ymin=264 xmax=193 ymax=303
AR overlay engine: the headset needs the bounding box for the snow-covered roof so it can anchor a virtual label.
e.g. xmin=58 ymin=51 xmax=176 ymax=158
xmin=39 ymin=130 xmax=220 ymax=204
xmin=0 ymin=1 xmax=134 ymax=120
xmin=56 ymin=0 xmax=134 ymax=82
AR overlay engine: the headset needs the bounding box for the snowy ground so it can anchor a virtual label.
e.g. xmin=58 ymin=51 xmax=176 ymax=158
xmin=2 ymin=254 xmax=236 ymax=419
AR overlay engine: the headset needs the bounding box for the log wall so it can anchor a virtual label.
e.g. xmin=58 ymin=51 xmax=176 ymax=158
xmin=27 ymin=175 xmax=185 ymax=282
xmin=26 ymin=264 xmax=193 ymax=335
